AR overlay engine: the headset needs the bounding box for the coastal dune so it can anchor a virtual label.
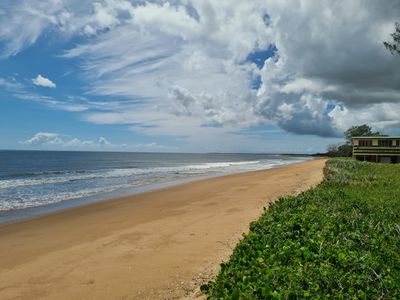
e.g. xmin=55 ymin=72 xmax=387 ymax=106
xmin=0 ymin=159 xmax=326 ymax=299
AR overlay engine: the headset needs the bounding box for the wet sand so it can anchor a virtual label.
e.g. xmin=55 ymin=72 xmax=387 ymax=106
xmin=0 ymin=159 xmax=326 ymax=299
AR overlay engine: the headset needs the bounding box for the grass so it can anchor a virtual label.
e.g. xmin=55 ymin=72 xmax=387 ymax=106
xmin=202 ymin=158 xmax=400 ymax=299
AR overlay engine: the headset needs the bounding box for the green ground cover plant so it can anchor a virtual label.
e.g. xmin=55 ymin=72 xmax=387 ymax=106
xmin=202 ymin=158 xmax=400 ymax=299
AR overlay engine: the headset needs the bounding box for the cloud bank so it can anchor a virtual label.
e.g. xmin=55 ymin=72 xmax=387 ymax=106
xmin=20 ymin=132 xmax=111 ymax=147
xmin=1 ymin=0 xmax=400 ymax=144
xmin=19 ymin=132 xmax=166 ymax=150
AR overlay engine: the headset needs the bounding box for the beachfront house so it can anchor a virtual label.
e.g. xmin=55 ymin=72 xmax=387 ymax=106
xmin=352 ymin=136 xmax=400 ymax=163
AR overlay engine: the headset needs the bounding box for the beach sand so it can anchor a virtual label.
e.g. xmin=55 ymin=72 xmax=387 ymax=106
xmin=0 ymin=158 xmax=326 ymax=300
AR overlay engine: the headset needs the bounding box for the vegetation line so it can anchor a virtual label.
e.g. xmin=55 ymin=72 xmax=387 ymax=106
xmin=202 ymin=159 xmax=400 ymax=299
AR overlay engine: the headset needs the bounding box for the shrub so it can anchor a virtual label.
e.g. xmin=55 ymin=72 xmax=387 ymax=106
xmin=203 ymin=158 xmax=400 ymax=299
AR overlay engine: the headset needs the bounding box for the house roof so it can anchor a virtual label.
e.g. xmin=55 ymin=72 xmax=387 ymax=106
xmin=352 ymin=136 xmax=400 ymax=139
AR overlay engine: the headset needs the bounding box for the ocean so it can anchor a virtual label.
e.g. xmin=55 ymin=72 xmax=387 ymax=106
xmin=0 ymin=150 xmax=310 ymax=223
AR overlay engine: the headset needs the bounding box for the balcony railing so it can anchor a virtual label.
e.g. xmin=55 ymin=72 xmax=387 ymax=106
xmin=353 ymin=146 xmax=400 ymax=156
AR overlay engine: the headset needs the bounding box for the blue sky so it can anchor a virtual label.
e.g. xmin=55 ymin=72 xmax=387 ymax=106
xmin=0 ymin=1 xmax=399 ymax=153
xmin=0 ymin=33 xmax=187 ymax=152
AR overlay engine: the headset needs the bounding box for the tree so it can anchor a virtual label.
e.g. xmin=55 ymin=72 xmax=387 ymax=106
xmin=326 ymin=143 xmax=352 ymax=157
xmin=337 ymin=144 xmax=352 ymax=157
xmin=384 ymin=22 xmax=400 ymax=55
xmin=327 ymin=144 xmax=338 ymax=154
xmin=344 ymin=124 xmax=380 ymax=145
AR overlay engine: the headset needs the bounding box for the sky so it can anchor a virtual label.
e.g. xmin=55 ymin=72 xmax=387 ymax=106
xmin=0 ymin=0 xmax=399 ymax=153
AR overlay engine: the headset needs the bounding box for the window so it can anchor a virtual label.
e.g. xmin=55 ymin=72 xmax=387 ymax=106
xmin=378 ymin=140 xmax=391 ymax=147
xmin=359 ymin=140 xmax=372 ymax=147
xmin=396 ymin=140 xmax=400 ymax=147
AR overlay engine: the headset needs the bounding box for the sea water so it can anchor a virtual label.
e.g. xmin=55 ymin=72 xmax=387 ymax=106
xmin=0 ymin=151 xmax=310 ymax=223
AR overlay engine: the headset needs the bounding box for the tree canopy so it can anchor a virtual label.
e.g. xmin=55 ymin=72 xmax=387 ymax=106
xmin=384 ymin=22 xmax=400 ymax=55
xmin=344 ymin=124 xmax=381 ymax=144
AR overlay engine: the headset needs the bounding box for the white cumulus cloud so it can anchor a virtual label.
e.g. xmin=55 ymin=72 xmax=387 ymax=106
xmin=98 ymin=137 xmax=110 ymax=145
xmin=60 ymin=0 xmax=400 ymax=138
xmin=20 ymin=132 xmax=62 ymax=145
xmin=32 ymin=74 xmax=56 ymax=88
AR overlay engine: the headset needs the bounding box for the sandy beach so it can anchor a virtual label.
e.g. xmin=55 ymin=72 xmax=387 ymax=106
xmin=0 ymin=159 xmax=326 ymax=300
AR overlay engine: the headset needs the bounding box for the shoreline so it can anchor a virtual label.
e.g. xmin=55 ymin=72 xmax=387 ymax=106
xmin=0 ymin=159 xmax=327 ymax=299
xmin=0 ymin=158 xmax=311 ymax=225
